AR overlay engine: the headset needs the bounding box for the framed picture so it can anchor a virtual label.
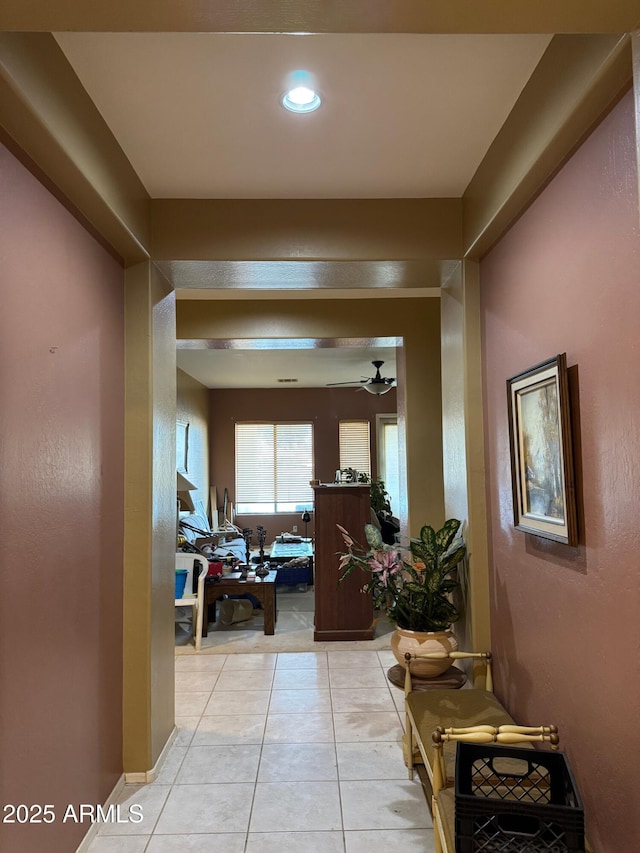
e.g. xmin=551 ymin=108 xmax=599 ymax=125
xmin=506 ymin=354 xmax=578 ymax=546
xmin=176 ymin=420 xmax=189 ymax=474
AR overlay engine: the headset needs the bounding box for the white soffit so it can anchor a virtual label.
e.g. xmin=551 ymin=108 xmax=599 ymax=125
xmin=176 ymin=343 xmax=398 ymax=390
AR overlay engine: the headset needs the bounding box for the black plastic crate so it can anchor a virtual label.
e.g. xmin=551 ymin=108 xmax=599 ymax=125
xmin=455 ymin=742 xmax=584 ymax=852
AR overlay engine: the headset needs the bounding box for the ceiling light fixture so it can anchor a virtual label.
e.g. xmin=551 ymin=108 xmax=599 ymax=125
xmin=363 ymin=382 xmax=393 ymax=396
xmin=282 ymin=70 xmax=321 ymax=113
xmin=326 ymin=360 xmax=395 ymax=395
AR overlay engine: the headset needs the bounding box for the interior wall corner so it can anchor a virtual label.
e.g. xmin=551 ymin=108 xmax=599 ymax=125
xmin=123 ymin=261 xmax=176 ymax=773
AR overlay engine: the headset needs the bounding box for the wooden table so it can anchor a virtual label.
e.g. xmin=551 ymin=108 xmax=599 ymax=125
xmin=203 ymin=570 xmax=278 ymax=636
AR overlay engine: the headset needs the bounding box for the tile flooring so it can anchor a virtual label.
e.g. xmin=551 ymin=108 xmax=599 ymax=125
xmin=88 ymin=650 xmax=435 ymax=852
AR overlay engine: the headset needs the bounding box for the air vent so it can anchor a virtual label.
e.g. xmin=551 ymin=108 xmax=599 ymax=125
xmin=277 ymin=378 xmax=298 ymax=383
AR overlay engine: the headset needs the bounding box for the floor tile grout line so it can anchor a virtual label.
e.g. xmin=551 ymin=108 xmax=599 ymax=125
xmin=165 ymin=652 xmax=431 ymax=851
xmin=328 ymin=657 xmax=350 ymax=843
xmin=242 ymin=689 xmax=266 ymax=851
xmin=146 ymin=713 xmax=198 ymax=842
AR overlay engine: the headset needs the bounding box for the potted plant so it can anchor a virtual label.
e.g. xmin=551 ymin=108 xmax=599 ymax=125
xmin=337 ymin=518 xmax=467 ymax=676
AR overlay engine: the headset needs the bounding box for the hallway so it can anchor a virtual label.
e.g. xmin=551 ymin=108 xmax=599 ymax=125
xmin=87 ymin=650 xmax=434 ymax=852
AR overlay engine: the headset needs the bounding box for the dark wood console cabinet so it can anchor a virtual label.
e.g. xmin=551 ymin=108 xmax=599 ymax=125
xmin=313 ymin=484 xmax=374 ymax=641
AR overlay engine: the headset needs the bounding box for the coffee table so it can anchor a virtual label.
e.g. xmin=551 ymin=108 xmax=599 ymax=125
xmin=204 ymin=569 xmax=278 ymax=635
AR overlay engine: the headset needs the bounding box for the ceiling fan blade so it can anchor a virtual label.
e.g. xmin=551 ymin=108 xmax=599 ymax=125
xmin=326 ymin=361 xmax=395 ymax=390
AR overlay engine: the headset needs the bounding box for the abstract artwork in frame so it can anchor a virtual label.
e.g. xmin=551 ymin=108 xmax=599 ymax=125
xmin=506 ymin=353 xmax=578 ymax=546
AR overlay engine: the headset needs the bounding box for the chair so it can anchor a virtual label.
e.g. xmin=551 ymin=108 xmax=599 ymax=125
xmin=175 ymin=553 xmax=207 ymax=651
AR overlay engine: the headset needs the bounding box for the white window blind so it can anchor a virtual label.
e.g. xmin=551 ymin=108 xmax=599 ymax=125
xmin=339 ymin=420 xmax=371 ymax=476
xmin=235 ymin=422 xmax=314 ymax=513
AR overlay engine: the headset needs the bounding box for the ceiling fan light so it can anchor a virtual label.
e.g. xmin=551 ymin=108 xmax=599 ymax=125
xmin=363 ymin=383 xmax=393 ymax=395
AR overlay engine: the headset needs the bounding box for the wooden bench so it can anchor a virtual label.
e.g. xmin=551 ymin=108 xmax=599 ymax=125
xmin=401 ymin=651 xmax=568 ymax=852
xmin=403 ymin=651 xmax=509 ymax=786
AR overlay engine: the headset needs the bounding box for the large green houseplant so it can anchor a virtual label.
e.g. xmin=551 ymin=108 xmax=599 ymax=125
xmin=338 ymin=518 xmax=467 ymax=675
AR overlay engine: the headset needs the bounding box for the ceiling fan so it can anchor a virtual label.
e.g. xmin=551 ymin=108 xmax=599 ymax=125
xmin=326 ymin=360 xmax=396 ymax=395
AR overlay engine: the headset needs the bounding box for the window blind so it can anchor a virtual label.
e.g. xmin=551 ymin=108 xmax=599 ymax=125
xmin=339 ymin=420 xmax=371 ymax=476
xmin=236 ymin=422 xmax=314 ymax=513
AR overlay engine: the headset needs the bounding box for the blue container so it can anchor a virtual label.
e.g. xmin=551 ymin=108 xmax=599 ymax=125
xmin=175 ymin=569 xmax=188 ymax=599
xmin=275 ymin=564 xmax=311 ymax=587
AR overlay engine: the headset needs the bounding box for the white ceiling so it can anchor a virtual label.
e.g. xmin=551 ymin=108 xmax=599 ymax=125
xmin=177 ymin=344 xmax=398 ymax=390
xmin=54 ymin=31 xmax=550 ymax=387
xmin=54 ymin=32 xmax=551 ymax=199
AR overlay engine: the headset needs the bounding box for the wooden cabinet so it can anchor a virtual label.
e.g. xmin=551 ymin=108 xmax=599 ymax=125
xmin=313 ymin=484 xmax=374 ymax=641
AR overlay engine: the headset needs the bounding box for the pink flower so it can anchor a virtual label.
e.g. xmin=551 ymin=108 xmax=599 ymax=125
xmin=336 ymin=524 xmax=354 ymax=547
xmin=367 ymin=549 xmax=400 ymax=587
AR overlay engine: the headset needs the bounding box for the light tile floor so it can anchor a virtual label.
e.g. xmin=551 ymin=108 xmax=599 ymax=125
xmin=89 ymin=650 xmax=435 ymax=852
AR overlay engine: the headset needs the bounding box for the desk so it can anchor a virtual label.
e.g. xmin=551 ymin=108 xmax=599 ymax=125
xmin=204 ymin=570 xmax=278 ymax=635
xmin=269 ymin=539 xmax=314 ymax=585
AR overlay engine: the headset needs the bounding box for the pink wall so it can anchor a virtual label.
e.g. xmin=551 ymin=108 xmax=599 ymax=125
xmin=480 ymin=91 xmax=640 ymax=850
xmin=209 ymin=386 xmax=397 ymax=536
xmin=0 ymin=142 xmax=125 ymax=851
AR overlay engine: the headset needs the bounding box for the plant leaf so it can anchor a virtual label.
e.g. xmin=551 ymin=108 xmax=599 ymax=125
xmin=436 ymin=518 xmax=461 ymax=552
xmin=364 ymin=524 xmax=383 ymax=549
xmin=439 ymin=539 xmax=466 ymax=572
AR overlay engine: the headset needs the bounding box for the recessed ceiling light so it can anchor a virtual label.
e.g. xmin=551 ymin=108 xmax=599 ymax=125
xmin=282 ymin=85 xmax=321 ymax=113
xmin=282 ymin=70 xmax=322 ymax=113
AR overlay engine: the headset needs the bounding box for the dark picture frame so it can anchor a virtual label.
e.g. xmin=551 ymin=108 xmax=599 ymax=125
xmin=506 ymin=353 xmax=578 ymax=546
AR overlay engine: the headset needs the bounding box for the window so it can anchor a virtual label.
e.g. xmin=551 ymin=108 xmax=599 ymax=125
xmin=339 ymin=420 xmax=371 ymax=476
xmin=235 ymin=422 xmax=314 ymax=513
xmin=377 ymin=414 xmax=399 ymax=515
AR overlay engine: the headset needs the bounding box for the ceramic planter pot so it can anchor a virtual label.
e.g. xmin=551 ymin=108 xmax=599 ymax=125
xmin=390 ymin=627 xmax=458 ymax=678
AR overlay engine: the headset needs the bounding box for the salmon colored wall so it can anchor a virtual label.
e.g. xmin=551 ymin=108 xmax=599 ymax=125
xmin=209 ymin=386 xmax=397 ymax=538
xmin=0 ymin=142 xmax=124 ymax=851
xmin=480 ymin=91 xmax=640 ymax=851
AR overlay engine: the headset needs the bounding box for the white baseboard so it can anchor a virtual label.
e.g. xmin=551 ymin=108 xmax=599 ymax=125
xmin=124 ymin=725 xmax=178 ymax=784
xmin=75 ymin=726 xmax=177 ymax=851
xmin=75 ymin=773 xmax=125 ymax=853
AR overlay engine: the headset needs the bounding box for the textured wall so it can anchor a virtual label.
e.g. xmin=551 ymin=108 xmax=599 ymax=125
xmin=0 ymin=142 xmax=124 ymax=851
xmin=480 ymin=91 xmax=640 ymax=850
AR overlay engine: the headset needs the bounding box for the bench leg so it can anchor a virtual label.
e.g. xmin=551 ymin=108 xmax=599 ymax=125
xmin=404 ymin=737 xmax=414 ymax=779
xmin=404 ymin=710 xmax=415 ymax=778
xmin=403 ymin=710 xmax=425 ymax=777
xmin=433 ymin=796 xmax=445 ymax=853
